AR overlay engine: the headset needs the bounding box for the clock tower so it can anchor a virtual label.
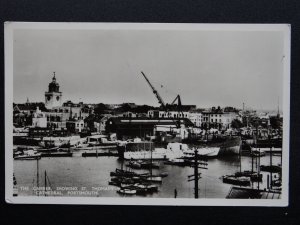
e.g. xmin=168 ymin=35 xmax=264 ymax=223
xmin=45 ymin=72 xmax=62 ymax=109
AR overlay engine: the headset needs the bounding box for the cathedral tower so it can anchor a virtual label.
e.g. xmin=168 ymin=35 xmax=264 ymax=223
xmin=45 ymin=72 xmax=62 ymax=109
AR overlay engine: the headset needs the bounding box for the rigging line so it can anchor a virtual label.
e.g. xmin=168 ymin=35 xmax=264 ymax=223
xmin=46 ymin=174 xmax=53 ymax=190
xmin=201 ymin=174 xmax=219 ymax=180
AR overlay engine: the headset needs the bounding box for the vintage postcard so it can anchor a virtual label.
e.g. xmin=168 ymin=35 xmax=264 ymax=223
xmin=5 ymin=22 xmax=290 ymax=206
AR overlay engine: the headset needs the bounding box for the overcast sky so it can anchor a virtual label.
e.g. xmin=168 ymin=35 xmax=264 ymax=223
xmin=13 ymin=28 xmax=285 ymax=111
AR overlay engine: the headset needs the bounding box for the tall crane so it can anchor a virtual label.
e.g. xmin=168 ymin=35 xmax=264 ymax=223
xmin=141 ymin=71 xmax=166 ymax=109
xmin=141 ymin=71 xmax=184 ymax=128
xmin=170 ymin=94 xmax=183 ymax=117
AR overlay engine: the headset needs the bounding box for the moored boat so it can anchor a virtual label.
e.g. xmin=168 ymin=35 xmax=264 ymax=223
xmin=218 ymin=136 xmax=241 ymax=156
xmin=14 ymin=149 xmax=41 ymax=160
xmin=260 ymin=165 xmax=282 ymax=173
xmin=117 ymin=188 xmax=137 ymax=195
xmin=222 ymin=175 xmax=251 ymax=186
xmin=250 ymin=148 xmax=266 ymax=157
xmin=41 ymin=152 xmax=73 ymax=157
xmin=164 ymin=158 xmax=186 ymax=166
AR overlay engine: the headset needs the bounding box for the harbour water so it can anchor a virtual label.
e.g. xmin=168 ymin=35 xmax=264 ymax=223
xmin=14 ymin=150 xmax=282 ymax=198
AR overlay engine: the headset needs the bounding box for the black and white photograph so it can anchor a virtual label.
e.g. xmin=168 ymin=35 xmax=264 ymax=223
xmin=5 ymin=23 xmax=290 ymax=206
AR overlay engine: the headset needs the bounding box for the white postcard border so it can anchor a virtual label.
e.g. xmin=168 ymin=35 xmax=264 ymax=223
xmin=5 ymin=22 xmax=291 ymax=206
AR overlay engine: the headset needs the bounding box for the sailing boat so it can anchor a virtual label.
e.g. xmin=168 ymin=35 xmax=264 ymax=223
xmin=222 ymin=148 xmax=251 ymax=186
xmin=145 ymin=142 xmax=162 ymax=183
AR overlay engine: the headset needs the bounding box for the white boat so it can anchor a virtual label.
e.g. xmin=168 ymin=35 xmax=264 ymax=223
xmin=251 ymin=147 xmax=281 ymax=152
xmin=40 ymin=135 xmax=82 ymax=147
xmin=145 ymin=176 xmax=163 ymax=182
xmin=87 ymin=135 xmax=118 ymax=146
xmin=14 ymin=149 xmax=42 ymax=160
xmin=182 ymin=147 xmax=220 ymax=158
xmin=117 ymin=188 xmax=137 ymax=195
xmin=124 ymin=142 xmax=186 ymax=160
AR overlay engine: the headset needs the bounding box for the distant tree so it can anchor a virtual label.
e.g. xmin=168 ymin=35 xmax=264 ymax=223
xmin=269 ymin=116 xmax=281 ymax=129
xmin=117 ymin=103 xmax=132 ymax=112
xmin=35 ymin=102 xmax=48 ymax=111
xmin=132 ymin=105 xmax=155 ymax=114
xmin=231 ymin=119 xmax=243 ymax=129
xmin=84 ymin=114 xmax=103 ymax=132
xmin=94 ymin=103 xmax=108 ymax=114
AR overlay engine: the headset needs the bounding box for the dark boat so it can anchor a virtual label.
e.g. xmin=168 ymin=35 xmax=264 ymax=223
xmin=164 ymin=158 xmax=187 ymax=166
xmin=126 ymin=161 xmax=142 ymax=169
xmin=260 ymin=165 xmax=282 ymax=173
xmin=110 ymin=168 xmax=149 ymax=178
xmin=235 ymin=171 xmax=263 ymax=182
xmin=82 ymin=152 xmax=118 ymax=157
xmin=222 ymin=175 xmax=251 ymax=186
xmin=139 ymin=160 xmax=159 ymax=169
xmin=255 ymin=138 xmax=282 ymax=148
xmin=126 ymin=160 xmax=160 ymax=169
xmin=250 ymin=149 xmax=266 ymax=157
xmin=41 ymin=152 xmax=73 ymax=157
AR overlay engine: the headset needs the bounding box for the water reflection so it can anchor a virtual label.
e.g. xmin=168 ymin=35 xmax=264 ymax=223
xmin=14 ymin=153 xmax=281 ymax=198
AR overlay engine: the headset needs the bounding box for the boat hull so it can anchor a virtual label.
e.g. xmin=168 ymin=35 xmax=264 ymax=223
xmin=218 ymin=136 xmax=241 ymax=156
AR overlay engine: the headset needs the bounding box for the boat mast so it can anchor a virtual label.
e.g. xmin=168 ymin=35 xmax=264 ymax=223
xmin=269 ymin=133 xmax=273 ymax=190
xmin=36 ymin=158 xmax=39 ymax=196
xmin=194 ymin=149 xmax=199 ymax=199
xmin=150 ymin=142 xmax=152 ymax=177
xmin=44 ymin=170 xmax=47 ymax=196
xmin=257 ymin=148 xmax=260 ymax=190
xmin=239 ymin=143 xmax=242 ymax=173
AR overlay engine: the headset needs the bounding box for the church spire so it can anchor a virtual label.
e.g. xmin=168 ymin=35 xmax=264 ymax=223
xmin=52 ymin=72 xmax=56 ymax=82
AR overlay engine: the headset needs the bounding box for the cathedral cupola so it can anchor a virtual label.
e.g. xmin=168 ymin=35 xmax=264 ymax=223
xmin=48 ymin=72 xmax=60 ymax=92
xmin=45 ymin=72 xmax=63 ymax=109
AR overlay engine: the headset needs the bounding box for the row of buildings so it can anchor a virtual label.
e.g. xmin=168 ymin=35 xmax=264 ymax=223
xmin=13 ymin=73 xmax=255 ymax=140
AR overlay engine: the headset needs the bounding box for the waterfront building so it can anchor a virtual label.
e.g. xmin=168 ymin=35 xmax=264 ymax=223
xmin=13 ymin=101 xmax=45 ymax=127
xmin=45 ymin=72 xmax=62 ymax=109
xmin=28 ymin=127 xmax=68 ymax=138
xmin=105 ymin=117 xmax=194 ymax=140
xmin=148 ymin=110 xmax=189 ymax=119
xmin=94 ymin=115 xmax=112 ymax=133
xmin=189 ymin=112 xmax=203 ymax=127
xmin=66 ymin=119 xmax=85 ymax=133
xmin=45 ymin=112 xmax=66 ymax=129
xmin=147 ymin=110 xmax=202 ymax=127
xmin=201 ymin=106 xmax=239 ymax=130
xmin=32 ymin=107 xmax=47 ymax=128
